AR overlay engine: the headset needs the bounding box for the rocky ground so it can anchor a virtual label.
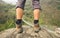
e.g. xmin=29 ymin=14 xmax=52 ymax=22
xmin=0 ymin=26 xmax=60 ymax=38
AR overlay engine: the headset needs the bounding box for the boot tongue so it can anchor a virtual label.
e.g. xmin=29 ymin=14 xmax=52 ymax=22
xmin=16 ymin=24 xmax=22 ymax=28
xmin=34 ymin=23 xmax=39 ymax=27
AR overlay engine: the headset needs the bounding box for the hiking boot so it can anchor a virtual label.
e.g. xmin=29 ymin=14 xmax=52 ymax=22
xmin=16 ymin=25 xmax=23 ymax=33
xmin=34 ymin=24 xmax=41 ymax=33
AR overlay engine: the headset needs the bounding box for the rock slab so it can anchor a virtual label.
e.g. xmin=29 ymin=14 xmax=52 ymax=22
xmin=0 ymin=26 xmax=60 ymax=38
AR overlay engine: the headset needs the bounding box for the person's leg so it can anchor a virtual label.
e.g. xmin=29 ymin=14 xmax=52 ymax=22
xmin=32 ymin=0 xmax=41 ymax=33
xmin=16 ymin=0 xmax=26 ymax=33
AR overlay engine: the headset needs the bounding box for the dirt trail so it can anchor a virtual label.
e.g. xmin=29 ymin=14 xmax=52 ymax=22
xmin=0 ymin=26 xmax=60 ymax=38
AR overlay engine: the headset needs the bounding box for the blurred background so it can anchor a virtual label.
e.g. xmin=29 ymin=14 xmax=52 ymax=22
xmin=0 ymin=0 xmax=60 ymax=31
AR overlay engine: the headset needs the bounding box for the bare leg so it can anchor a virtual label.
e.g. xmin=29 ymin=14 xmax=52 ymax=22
xmin=16 ymin=8 xmax=23 ymax=29
xmin=33 ymin=9 xmax=40 ymax=20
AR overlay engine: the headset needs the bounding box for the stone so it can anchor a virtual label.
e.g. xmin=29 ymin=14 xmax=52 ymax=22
xmin=0 ymin=26 xmax=60 ymax=38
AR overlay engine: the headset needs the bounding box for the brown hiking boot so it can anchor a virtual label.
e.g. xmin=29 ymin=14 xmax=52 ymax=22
xmin=16 ymin=24 xmax=23 ymax=33
xmin=34 ymin=24 xmax=41 ymax=33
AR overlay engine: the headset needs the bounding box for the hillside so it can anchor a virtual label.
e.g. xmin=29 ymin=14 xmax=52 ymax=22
xmin=0 ymin=0 xmax=60 ymax=32
xmin=0 ymin=0 xmax=60 ymax=38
